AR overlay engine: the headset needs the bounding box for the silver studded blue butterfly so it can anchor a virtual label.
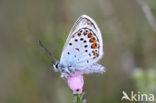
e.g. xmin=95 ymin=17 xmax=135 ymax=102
xmin=51 ymin=15 xmax=106 ymax=78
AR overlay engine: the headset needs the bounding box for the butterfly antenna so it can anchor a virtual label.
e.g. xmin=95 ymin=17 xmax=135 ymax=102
xmin=38 ymin=40 xmax=57 ymax=62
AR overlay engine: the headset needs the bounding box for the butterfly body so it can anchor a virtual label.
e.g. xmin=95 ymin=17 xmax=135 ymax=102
xmin=52 ymin=15 xmax=106 ymax=78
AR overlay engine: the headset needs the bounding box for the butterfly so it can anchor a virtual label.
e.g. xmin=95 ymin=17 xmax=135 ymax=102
xmin=39 ymin=15 xmax=106 ymax=78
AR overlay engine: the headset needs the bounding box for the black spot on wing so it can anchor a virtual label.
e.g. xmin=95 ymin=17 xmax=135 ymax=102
xmin=80 ymin=38 xmax=83 ymax=41
xmin=67 ymin=52 xmax=70 ymax=55
xmin=84 ymin=45 xmax=88 ymax=48
xmin=75 ymin=39 xmax=78 ymax=42
xmin=89 ymin=53 xmax=91 ymax=56
xmin=69 ymin=43 xmax=72 ymax=46
xmin=75 ymin=48 xmax=80 ymax=51
xmin=87 ymin=60 xmax=89 ymax=63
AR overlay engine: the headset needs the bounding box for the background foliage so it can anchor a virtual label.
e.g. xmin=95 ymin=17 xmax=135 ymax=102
xmin=0 ymin=0 xmax=156 ymax=103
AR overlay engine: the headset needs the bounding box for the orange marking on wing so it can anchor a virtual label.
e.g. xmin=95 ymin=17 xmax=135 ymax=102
xmin=84 ymin=32 xmax=87 ymax=35
xmin=92 ymin=50 xmax=98 ymax=56
xmin=78 ymin=32 xmax=81 ymax=36
xmin=88 ymin=33 xmax=92 ymax=38
xmin=93 ymin=52 xmax=98 ymax=56
xmin=92 ymin=50 xmax=96 ymax=53
xmin=90 ymin=37 xmax=96 ymax=42
xmin=91 ymin=43 xmax=98 ymax=49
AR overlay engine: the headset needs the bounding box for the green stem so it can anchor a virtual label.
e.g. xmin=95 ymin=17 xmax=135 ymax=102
xmin=73 ymin=92 xmax=86 ymax=103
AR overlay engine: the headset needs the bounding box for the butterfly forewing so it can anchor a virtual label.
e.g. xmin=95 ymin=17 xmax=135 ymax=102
xmin=60 ymin=15 xmax=103 ymax=69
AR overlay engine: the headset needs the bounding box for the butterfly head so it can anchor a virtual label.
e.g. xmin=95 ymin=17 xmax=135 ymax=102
xmin=52 ymin=62 xmax=60 ymax=72
xmin=52 ymin=62 xmax=77 ymax=78
xmin=52 ymin=62 xmax=68 ymax=74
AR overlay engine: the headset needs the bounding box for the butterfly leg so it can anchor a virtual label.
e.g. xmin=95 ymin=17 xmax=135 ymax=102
xmin=60 ymin=67 xmax=72 ymax=78
xmin=60 ymin=67 xmax=77 ymax=78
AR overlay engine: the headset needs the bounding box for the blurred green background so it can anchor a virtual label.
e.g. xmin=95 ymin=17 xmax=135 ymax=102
xmin=0 ymin=0 xmax=156 ymax=103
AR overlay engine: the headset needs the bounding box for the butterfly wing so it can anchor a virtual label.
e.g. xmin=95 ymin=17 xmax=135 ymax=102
xmin=80 ymin=63 xmax=106 ymax=74
xmin=60 ymin=15 xmax=104 ymax=70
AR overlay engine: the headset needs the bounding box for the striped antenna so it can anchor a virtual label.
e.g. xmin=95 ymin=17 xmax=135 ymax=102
xmin=38 ymin=40 xmax=57 ymax=62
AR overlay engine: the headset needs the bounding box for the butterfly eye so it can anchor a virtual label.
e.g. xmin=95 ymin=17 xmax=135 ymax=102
xmin=56 ymin=63 xmax=58 ymax=68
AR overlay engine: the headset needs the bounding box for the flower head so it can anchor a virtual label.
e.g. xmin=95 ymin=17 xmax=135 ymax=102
xmin=67 ymin=72 xmax=84 ymax=94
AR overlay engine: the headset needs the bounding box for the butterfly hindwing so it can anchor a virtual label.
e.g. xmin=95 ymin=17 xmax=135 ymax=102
xmin=60 ymin=15 xmax=104 ymax=71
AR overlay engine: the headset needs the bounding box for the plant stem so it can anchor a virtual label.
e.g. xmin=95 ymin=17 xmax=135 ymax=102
xmin=73 ymin=92 xmax=86 ymax=103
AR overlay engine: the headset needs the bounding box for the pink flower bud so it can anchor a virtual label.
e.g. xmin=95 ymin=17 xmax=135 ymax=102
xmin=67 ymin=72 xmax=84 ymax=94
